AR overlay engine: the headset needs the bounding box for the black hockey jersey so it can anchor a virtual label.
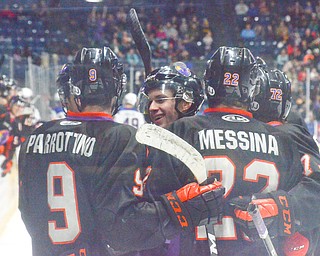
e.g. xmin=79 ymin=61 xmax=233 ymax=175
xmin=268 ymin=120 xmax=320 ymax=255
xmin=18 ymin=111 xmax=179 ymax=256
xmin=146 ymin=107 xmax=306 ymax=256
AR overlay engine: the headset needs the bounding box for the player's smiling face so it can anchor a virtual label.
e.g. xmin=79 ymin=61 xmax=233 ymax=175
xmin=148 ymin=88 xmax=179 ymax=128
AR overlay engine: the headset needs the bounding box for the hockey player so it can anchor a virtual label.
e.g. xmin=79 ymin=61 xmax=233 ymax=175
xmin=249 ymin=66 xmax=320 ymax=255
xmin=18 ymin=46 xmax=225 ymax=256
xmin=18 ymin=87 xmax=42 ymax=126
xmin=138 ymin=61 xmax=204 ymax=129
xmin=147 ymin=46 xmax=312 ymax=255
xmin=114 ymin=92 xmax=145 ymax=128
xmin=1 ymin=95 xmax=32 ymax=177
xmin=133 ymin=62 xmax=205 ymax=256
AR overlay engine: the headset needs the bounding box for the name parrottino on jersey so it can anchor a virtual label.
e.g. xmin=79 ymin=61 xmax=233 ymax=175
xmin=25 ymin=131 xmax=96 ymax=157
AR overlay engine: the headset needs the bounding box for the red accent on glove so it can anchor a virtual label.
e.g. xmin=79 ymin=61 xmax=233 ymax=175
xmin=175 ymin=181 xmax=223 ymax=203
xmin=283 ymin=232 xmax=309 ymax=256
xmin=234 ymin=198 xmax=279 ymax=221
xmin=2 ymin=159 xmax=12 ymax=176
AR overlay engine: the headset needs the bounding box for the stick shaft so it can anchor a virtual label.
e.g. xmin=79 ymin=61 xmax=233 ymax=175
xmin=248 ymin=204 xmax=278 ymax=256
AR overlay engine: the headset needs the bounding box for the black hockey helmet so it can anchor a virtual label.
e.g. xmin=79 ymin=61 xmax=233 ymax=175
xmin=138 ymin=62 xmax=204 ymax=121
xmin=56 ymin=47 xmax=126 ymax=115
xmin=204 ymin=46 xmax=259 ymax=108
xmin=249 ymin=67 xmax=292 ymax=122
xmin=0 ymin=75 xmax=15 ymax=98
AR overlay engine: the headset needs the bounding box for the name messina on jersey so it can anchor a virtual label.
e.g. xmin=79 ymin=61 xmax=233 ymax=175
xmin=25 ymin=132 xmax=96 ymax=157
xmin=198 ymin=129 xmax=279 ymax=156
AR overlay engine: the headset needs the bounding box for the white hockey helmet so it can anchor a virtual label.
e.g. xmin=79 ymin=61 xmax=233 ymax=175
xmin=123 ymin=92 xmax=137 ymax=106
xmin=20 ymin=87 xmax=33 ymax=100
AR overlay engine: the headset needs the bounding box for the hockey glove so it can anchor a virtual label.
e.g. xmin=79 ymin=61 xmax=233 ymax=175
xmin=228 ymin=190 xmax=295 ymax=240
xmin=161 ymin=181 xmax=225 ymax=232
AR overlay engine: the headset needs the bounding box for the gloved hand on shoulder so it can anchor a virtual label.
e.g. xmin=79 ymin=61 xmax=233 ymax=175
xmin=161 ymin=180 xmax=225 ymax=232
xmin=228 ymin=190 xmax=296 ymax=241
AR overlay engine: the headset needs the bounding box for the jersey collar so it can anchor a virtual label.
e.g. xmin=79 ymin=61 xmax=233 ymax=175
xmin=66 ymin=111 xmax=114 ymax=121
xmin=204 ymin=107 xmax=253 ymax=118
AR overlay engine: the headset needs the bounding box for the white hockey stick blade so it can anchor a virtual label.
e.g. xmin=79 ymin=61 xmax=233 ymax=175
xmin=136 ymin=124 xmax=207 ymax=183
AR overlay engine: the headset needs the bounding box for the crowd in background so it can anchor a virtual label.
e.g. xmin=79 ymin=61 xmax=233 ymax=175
xmin=0 ymin=0 xmax=318 ymax=144
xmin=235 ymin=0 xmax=320 ymax=125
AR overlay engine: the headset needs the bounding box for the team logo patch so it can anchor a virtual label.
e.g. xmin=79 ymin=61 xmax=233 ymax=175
xmin=250 ymin=101 xmax=259 ymax=111
xmin=60 ymin=121 xmax=82 ymax=126
xmin=207 ymin=85 xmax=215 ymax=96
xmin=222 ymin=114 xmax=250 ymax=123
xmin=173 ymin=62 xmax=191 ymax=77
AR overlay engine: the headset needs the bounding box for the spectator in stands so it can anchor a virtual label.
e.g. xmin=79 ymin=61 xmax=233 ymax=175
xmin=258 ymin=0 xmax=270 ymax=16
xmin=308 ymin=13 xmax=319 ymax=35
xmin=240 ymin=23 xmax=256 ymax=42
xmin=289 ymin=1 xmax=304 ymax=27
xmin=313 ymin=48 xmax=320 ymax=70
xmin=0 ymin=4 xmax=17 ymax=20
xmin=200 ymin=17 xmax=211 ymax=36
xmin=304 ymin=28 xmax=316 ymax=45
xmin=313 ymin=96 xmax=320 ymax=120
xmin=163 ymin=21 xmax=178 ymax=40
xmin=247 ymin=2 xmax=259 ymax=19
xmin=310 ymin=67 xmax=320 ymax=101
xmin=253 ymin=23 xmax=264 ymax=41
xmin=179 ymin=17 xmax=188 ymax=36
xmin=234 ymin=0 xmax=249 ymax=17
xmin=316 ymin=1 xmax=320 ymax=18
xmin=202 ymin=30 xmax=214 ymax=57
xmin=275 ymin=20 xmax=289 ymax=42
xmin=303 ymin=49 xmax=315 ymax=66
xmin=155 ymin=25 xmax=167 ymax=41
xmin=125 ymin=48 xmax=140 ymax=67
xmin=304 ymin=1 xmax=314 ymax=16
xmin=276 ymin=48 xmax=289 ymax=70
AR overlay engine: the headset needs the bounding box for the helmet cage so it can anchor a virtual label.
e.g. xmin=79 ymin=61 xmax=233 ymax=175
xmin=138 ymin=63 xmax=204 ymax=122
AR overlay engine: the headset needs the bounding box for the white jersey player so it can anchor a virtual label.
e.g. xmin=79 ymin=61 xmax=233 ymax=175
xmin=114 ymin=92 xmax=145 ymax=129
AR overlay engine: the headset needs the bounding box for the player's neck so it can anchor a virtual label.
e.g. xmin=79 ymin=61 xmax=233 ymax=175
xmin=82 ymin=105 xmax=112 ymax=114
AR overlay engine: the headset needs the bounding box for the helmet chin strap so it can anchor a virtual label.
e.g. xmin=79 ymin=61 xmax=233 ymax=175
xmin=75 ymin=97 xmax=82 ymax=112
xmin=176 ymin=99 xmax=193 ymax=118
xmin=111 ymin=96 xmax=119 ymax=116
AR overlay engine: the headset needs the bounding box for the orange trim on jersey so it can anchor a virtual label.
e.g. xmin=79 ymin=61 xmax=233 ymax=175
xmin=268 ymin=121 xmax=283 ymax=127
xmin=146 ymin=146 xmax=150 ymax=158
xmin=67 ymin=111 xmax=113 ymax=119
xmin=204 ymin=107 xmax=253 ymax=118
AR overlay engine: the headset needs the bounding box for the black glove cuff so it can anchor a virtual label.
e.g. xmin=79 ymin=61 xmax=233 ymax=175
xmin=269 ymin=190 xmax=296 ymax=236
xmin=160 ymin=191 xmax=192 ymax=232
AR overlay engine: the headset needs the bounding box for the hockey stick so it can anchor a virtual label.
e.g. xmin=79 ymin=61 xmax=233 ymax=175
xmin=127 ymin=8 xmax=152 ymax=77
xmin=247 ymin=203 xmax=278 ymax=256
xmin=136 ymin=123 xmax=218 ymax=256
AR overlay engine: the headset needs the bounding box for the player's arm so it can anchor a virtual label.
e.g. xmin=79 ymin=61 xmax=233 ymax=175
xmin=228 ymin=147 xmax=320 ymax=254
xmin=95 ymin=127 xmax=225 ymax=252
xmin=102 ymin=173 xmax=224 ymax=252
